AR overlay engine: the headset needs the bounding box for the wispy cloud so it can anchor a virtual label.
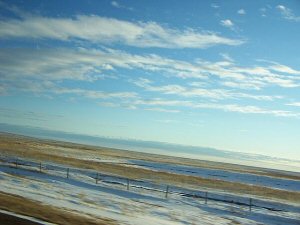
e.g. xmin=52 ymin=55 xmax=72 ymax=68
xmin=193 ymin=103 xmax=300 ymax=118
xmin=145 ymin=108 xmax=180 ymax=113
xmin=259 ymin=5 xmax=272 ymax=17
xmin=220 ymin=19 xmax=234 ymax=29
xmin=1 ymin=47 xmax=300 ymax=118
xmin=124 ymin=97 xmax=300 ymax=118
xmin=219 ymin=53 xmax=234 ymax=62
xmin=268 ymin=63 xmax=300 ymax=75
xmin=133 ymin=98 xmax=192 ymax=107
xmin=277 ymin=5 xmax=300 ymax=22
xmin=132 ymin=78 xmax=282 ymax=101
xmin=0 ymin=48 xmax=111 ymax=81
xmin=155 ymin=119 xmax=178 ymax=123
xmin=237 ymin=9 xmax=246 ymax=15
xmin=260 ymin=7 xmax=267 ymax=17
xmin=111 ymin=1 xmax=133 ymax=11
xmin=54 ymin=87 xmax=138 ymax=100
xmin=0 ymin=14 xmax=243 ymax=48
xmin=98 ymin=102 xmax=120 ymax=108
xmin=111 ymin=1 xmax=120 ymax=8
xmin=286 ymin=102 xmax=300 ymax=107
xmin=2 ymin=48 xmax=300 ymax=93
xmin=211 ymin=3 xmax=220 ymax=9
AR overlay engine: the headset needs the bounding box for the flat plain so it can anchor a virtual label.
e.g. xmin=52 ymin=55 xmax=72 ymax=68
xmin=1 ymin=133 xmax=300 ymax=224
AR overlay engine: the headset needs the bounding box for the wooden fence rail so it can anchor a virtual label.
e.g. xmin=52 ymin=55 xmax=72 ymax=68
xmin=0 ymin=156 xmax=286 ymax=213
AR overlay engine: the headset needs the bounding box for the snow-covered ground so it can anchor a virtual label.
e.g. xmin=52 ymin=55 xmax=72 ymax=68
xmin=127 ymin=160 xmax=300 ymax=192
xmin=0 ymin=157 xmax=300 ymax=225
xmin=48 ymin=153 xmax=300 ymax=192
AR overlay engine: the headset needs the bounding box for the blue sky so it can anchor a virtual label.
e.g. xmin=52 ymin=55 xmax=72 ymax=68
xmin=1 ymin=0 xmax=300 ymax=160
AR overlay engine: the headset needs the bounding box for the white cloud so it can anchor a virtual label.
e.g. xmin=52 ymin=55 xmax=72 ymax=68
xmin=286 ymin=102 xmax=300 ymax=107
xmin=8 ymin=77 xmax=290 ymax=118
xmin=259 ymin=5 xmax=272 ymax=17
xmin=220 ymin=19 xmax=234 ymax=28
xmin=222 ymin=81 xmax=262 ymax=90
xmin=180 ymin=102 xmax=299 ymax=118
xmin=0 ymin=15 xmax=244 ymax=48
xmin=1 ymin=4 xmax=299 ymax=120
xmin=111 ymin=1 xmax=121 ymax=8
xmin=188 ymin=82 xmax=207 ymax=87
xmin=237 ymin=9 xmax=246 ymax=15
xmin=133 ymin=98 xmax=192 ymax=107
xmin=269 ymin=64 xmax=300 ymax=75
xmin=277 ymin=5 xmax=285 ymax=10
xmin=277 ymin=5 xmax=300 ymax=22
xmin=211 ymin=3 xmax=220 ymax=9
xmin=111 ymin=1 xmax=133 ymax=11
xmin=132 ymin=78 xmax=282 ymax=101
xmin=2 ymin=48 xmax=300 ymax=94
xmin=0 ymin=48 xmax=298 ymax=120
xmin=98 ymin=102 xmax=120 ymax=107
xmin=0 ymin=75 xmax=138 ymax=101
xmin=54 ymin=87 xmax=138 ymax=99
xmin=0 ymin=48 xmax=109 ymax=81
xmin=145 ymin=108 xmax=180 ymax=113
xmin=219 ymin=53 xmax=234 ymax=62
xmin=128 ymin=97 xmax=300 ymax=118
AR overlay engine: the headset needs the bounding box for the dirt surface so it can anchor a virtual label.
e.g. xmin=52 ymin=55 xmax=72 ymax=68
xmin=0 ymin=192 xmax=116 ymax=225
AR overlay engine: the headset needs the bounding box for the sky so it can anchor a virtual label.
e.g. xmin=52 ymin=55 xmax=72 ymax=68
xmin=0 ymin=0 xmax=300 ymax=161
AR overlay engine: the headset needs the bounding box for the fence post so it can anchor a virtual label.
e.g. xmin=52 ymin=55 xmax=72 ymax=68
xmin=127 ymin=179 xmax=129 ymax=190
xmin=39 ymin=162 xmax=42 ymax=173
xmin=205 ymin=192 xmax=208 ymax=204
xmin=67 ymin=168 xmax=69 ymax=179
xmin=165 ymin=185 xmax=169 ymax=198
xmin=249 ymin=198 xmax=252 ymax=212
xmin=96 ymin=173 xmax=99 ymax=184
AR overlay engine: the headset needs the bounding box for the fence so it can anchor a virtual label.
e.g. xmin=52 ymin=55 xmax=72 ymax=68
xmin=0 ymin=155 xmax=294 ymax=213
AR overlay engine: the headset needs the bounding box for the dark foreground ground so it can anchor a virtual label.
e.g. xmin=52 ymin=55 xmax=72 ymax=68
xmin=0 ymin=212 xmax=42 ymax=225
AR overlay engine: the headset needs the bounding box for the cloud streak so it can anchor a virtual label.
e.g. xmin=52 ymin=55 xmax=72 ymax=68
xmin=111 ymin=1 xmax=133 ymax=11
xmin=128 ymin=98 xmax=300 ymax=118
xmin=1 ymin=48 xmax=300 ymax=93
xmin=0 ymin=14 xmax=244 ymax=48
xmin=1 ymin=47 xmax=300 ymax=118
xmin=220 ymin=19 xmax=234 ymax=28
xmin=277 ymin=5 xmax=300 ymax=22
xmin=132 ymin=78 xmax=282 ymax=101
xmin=286 ymin=102 xmax=300 ymax=107
xmin=237 ymin=9 xmax=246 ymax=15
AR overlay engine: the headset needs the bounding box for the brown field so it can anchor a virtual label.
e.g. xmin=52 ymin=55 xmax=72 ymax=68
xmin=1 ymin=132 xmax=300 ymax=204
xmin=0 ymin=192 xmax=116 ymax=225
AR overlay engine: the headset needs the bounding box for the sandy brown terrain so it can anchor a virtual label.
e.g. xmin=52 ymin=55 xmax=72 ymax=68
xmin=1 ymin=133 xmax=300 ymax=204
xmin=0 ymin=192 xmax=116 ymax=225
xmin=1 ymin=133 xmax=299 ymax=180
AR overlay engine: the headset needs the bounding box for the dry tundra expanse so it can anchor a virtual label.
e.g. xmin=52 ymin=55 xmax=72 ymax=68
xmin=0 ymin=132 xmax=300 ymax=224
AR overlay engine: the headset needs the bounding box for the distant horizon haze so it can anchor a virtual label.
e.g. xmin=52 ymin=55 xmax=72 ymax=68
xmin=1 ymin=123 xmax=299 ymax=173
